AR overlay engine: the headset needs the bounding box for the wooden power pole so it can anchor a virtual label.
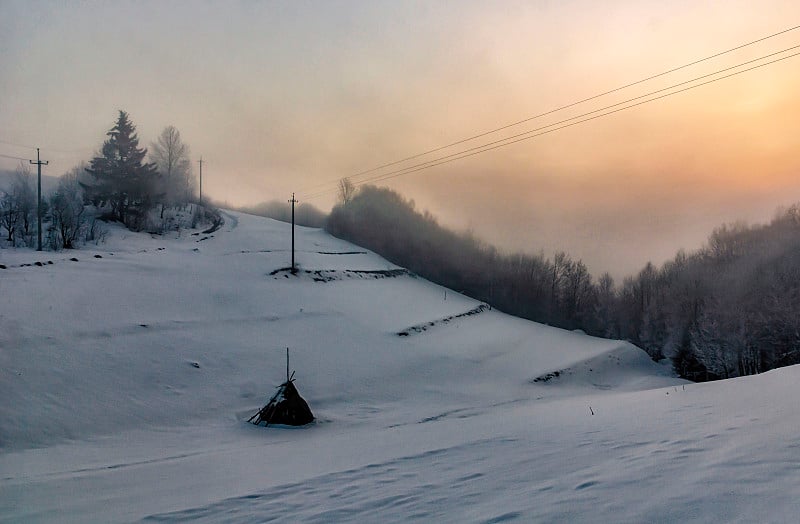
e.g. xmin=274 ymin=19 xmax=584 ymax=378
xmin=197 ymin=157 xmax=203 ymax=206
xmin=29 ymin=148 xmax=48 ymax=251
xmin=288 ymin=193 xmax=298 ymax=273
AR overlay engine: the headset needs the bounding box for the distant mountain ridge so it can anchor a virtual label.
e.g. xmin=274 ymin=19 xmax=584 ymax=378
xmin=0 ymin=168 xmax=60 ymax=195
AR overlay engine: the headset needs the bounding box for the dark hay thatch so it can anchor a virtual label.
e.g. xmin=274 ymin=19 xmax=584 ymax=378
xmin=249 ymin=379 xmax=314 ymax=427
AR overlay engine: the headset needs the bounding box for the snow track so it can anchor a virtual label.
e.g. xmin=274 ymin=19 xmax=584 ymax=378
xmin=141 ymin=437 xmax=521 ymax=524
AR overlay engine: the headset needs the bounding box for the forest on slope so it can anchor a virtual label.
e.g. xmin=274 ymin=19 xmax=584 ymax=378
xmin=326 ymin=185 xmax=800 ymax=381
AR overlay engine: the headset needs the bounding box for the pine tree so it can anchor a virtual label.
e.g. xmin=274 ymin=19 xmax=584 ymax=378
xmin=84 ymin=111 xmax=159 ymax=229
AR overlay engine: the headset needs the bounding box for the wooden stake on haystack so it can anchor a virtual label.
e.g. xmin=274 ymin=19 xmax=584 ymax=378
xmin=284 ymin=347 xmax=295 ymax=385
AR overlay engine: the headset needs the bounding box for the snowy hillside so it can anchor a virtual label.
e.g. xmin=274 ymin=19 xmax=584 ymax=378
xmin=1 ymin=211 xmax=799 ymax=522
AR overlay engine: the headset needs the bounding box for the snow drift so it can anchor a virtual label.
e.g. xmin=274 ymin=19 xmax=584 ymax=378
xmin=2 ymin=211 xmax=798 ymax=523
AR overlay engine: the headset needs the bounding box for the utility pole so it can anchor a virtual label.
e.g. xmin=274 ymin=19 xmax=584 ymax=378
xmin=29 ymin=148 xmax=48 ymax=251
xmin=197 ymin=157 xmax=203 ymax=206
xmin=288 ymin=193 xmax=298 ymax=273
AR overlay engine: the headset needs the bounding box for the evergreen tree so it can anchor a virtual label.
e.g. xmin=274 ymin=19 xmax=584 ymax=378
xmin=83 ymin=111 xmax=158 ymax=229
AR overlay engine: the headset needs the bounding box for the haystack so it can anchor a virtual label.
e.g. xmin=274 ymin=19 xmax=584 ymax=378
xmin=248 ymin=349 xmax=314 ymax=427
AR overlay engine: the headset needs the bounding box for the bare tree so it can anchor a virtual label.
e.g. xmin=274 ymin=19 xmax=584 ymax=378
xmin=14 ymin=163 xmax=36 ymax=242
xmin=50 ymin=164 xmax=87 ymax=249
xmin=150 ymin=125 xmax=194 ymax=207
xmin=0 ymin=162 xmax=35 ymax=245
xmin=337 ymin=177 xmax=356 ymax=205
xmin=0 ymin=191 xmax=20 ymax=243
xmin=594 ymin=272 xmax=617 ymax=337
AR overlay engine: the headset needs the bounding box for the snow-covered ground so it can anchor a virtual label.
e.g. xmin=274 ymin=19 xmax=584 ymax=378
xmin=1 ymin=211 xmax=799 ymax=523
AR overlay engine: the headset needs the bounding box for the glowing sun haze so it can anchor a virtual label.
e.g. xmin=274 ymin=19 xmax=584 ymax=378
xmin=1 ymin=0 xmax=799 ymax=279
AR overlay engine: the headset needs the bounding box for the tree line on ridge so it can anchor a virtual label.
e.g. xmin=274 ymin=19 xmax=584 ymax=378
xmin=325 ymin=184 xmax=800 ymax=381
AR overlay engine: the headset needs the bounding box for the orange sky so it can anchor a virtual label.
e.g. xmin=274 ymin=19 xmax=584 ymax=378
xmin=2 ymin=0 xmax=799 ymax=278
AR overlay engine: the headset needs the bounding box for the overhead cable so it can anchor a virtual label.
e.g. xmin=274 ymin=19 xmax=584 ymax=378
xmin=297 ymin=23 xmax=800 ymax=195
xmin=302 ymin=47 xmax=800 ymax=199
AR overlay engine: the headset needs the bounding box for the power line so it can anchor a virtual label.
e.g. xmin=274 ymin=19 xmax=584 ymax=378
xmin=0 ymin=139 xmax=89 ymax=156
xmin=0 ymin=140 xmax=36 ymax=150
xmin=351 ymin=45 xmax=800 ymax=188
xmin=0 ymin=153 xmax=31 ymax=162
xmin=302 ymin=48 xmax=800 ymax=200
xmin=297 ymin=23 xmax=800 ymax=195
xmin=356 ymin=51 xmax=800 ymax=190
